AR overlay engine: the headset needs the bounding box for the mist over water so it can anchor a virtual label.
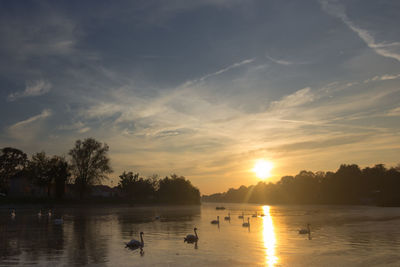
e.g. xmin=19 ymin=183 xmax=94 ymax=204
xmin=1 ymin=203 xmax=400 ymax=266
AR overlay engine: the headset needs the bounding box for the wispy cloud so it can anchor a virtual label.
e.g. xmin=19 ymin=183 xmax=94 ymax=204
xmin=7 ymin=109 xmax=52 ymax=142
xmin=362 ymin=73 xmax=400 ymax=84
xmin=270 ymin=134 xmax=371 ymax=153
xmin=183 ymin=58 xmax=255 ymax=86
xmin=7 ymin=80 xmax=51 ymax=101
xmin=81 ymin=102 xmax=123 ymax=119
xmin=372 ymin=73 xmax=400 ymax=81
xmin=9 ymin=109 xmax=52 ymax=129
xmin=58 ymin=121 xmax=91 ymax=134
xmin=387 ymin=107 xmax=400 ymax=117
xmin=266 ymin=55 xmax=307 ymax=66
xmin=270 ymin=87 xmax=314 ymax=109
xmin=58 ymin=121 xmax=85 ymax=131
xmin=320 ymin=0 xmax=400 ymax=62
xmin=78 ymin=127 xmax=91 ymax=133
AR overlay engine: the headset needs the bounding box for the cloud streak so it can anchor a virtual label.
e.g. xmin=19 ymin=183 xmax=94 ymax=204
xmin=7 ymin=109 xmax=52 ymax=143
xmin=9 ymin=109 xmax=52 ymax=129
xmin=183 ymin=58 xmax=255 ymax=86
xmin=7 ymin=80 xmax=51 ymax=101
xmin=266 ymin=55 xmax=307 ymax=66
xmin=320 ymin=0 xmax=400 ymax=62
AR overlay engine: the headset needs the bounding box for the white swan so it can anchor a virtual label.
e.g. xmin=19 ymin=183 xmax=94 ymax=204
xmin=11 ymin=209 xmax=16 ymax=218
xmin=126 ymin=232 xmax=144 ymax=249
xmin=184 ymin=227 xmax=199 ymax=243
xmin=211 ymin=216 xmax=220 ymax=224
xmin=224 ymin=213 xmax=231 ymax=221
xmin=299 ymin=224 xmax=311 ymax=234
xmin=48 ymin=209 xmax=52 ymax=217
xmin=38 ymin=210 xmax=42 ymax=217
xmin=252 ymin=211 xmax=257 ymax=218
xmin=238 ymin=212 xmax=244 ymax=219
xmin=242 ymin=217 xmax=250 ymax=227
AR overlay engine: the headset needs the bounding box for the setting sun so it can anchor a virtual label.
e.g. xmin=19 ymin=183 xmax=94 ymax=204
xmin=253 ymin=159 xmax=274 ymax=179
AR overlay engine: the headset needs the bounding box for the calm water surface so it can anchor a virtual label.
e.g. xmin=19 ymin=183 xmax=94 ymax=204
xmin=1 ymin=203 xmax=400 ymax=266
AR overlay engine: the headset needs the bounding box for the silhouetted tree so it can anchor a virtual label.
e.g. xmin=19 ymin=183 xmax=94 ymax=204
xmin=378 ymin=166 xmax=400 ymax=206
xmin=157 ymin=174 xmax=200 ymax=204
xmin=0 ymin=147 xmax=28 ymax=193
xmin=69 ymin=138 xmax=112 ymax=199
xmin=276 ymin=176 xmax=295 ymax=203
xmin=333 ymin=164 xmax=362 ymax=204
xmin=118 ymin=171 xmax=137 ymax=200
xmin=293 ymin=171 xmax=319 ymax=204
xmin=27 ymin=153 xmax=70 ymax=198
xmin=148 ymin=174 xmax=160 ymax=191
xmin=27 ymin=152 xmax=53 ymax=196
xmin=49 ymin=156 xmax=70 ymax=199
xmin=202 ymin=163 xmax=400 ymax=206
xmin=362 ymin=164 xmax=386 ymax=193
xmin=118 ymin=171 xmax=155 ymax=201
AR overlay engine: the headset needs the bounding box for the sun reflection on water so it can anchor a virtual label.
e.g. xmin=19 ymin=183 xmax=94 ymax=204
xmin=262 ymin=206 xmax=278 ymax=266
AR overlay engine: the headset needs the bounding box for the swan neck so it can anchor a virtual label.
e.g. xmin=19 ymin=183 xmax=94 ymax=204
xmin=140 ymin=233 xmax=144 ymax=245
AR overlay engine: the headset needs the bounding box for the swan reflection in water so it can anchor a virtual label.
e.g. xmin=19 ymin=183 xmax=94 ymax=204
xmin=262 ymin=206 xmax=278 ymax=266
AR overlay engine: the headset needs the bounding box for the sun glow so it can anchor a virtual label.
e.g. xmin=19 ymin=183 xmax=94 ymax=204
xmin=253 ymin=159 xmax=273 ymax=179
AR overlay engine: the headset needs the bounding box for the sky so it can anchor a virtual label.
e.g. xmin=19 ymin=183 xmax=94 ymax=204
xmin=0 ymin=0 xmax=399 ymax=194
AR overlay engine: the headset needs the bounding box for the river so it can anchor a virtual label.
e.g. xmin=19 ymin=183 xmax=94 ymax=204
xmin=1 ymin=203 xmax=400 ymax=266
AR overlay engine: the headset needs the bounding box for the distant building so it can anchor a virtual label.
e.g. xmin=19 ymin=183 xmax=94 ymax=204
xmin=8 ymin=173 xmax=47 ymax=197
xmin=91 ymin=185 xmax=116 ymax=197
xmin=64 ymin=184 xmax=78 ymax=199
xmin=7 ymin=175 xmax=118 ymax=199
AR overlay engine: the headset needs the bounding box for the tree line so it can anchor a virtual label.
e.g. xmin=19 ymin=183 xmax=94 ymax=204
xmin=202 ymin=163 xmax=400 ymax=206
xmin=0 ymin=138 xmax=200 ymax=204
xmin=118 ymin=172 xmax=201 ymax=204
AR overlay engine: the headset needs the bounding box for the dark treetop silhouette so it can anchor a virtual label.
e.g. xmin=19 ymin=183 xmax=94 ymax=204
xmin=0 ymin=147 xmax=27 ymax=194
xmin=69 ymin=138 xmax=113 ymax=199
xmin=0 ymin=138 xmax=201 ymax=205
xmin=202 ymin=163 xmax=400 ymax=206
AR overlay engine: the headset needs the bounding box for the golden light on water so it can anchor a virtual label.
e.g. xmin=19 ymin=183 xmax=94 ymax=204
xmin=262 ymin=206 xmax=278 ymax=266
xmin=253 ymin=159 xmax=274 ymax=180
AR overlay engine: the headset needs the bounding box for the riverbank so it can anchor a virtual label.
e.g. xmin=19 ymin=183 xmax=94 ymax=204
xmin=202 ymin=200 xmax=400 ymax=207
xmin=0 ymin=197 xmax=201 ymax=207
